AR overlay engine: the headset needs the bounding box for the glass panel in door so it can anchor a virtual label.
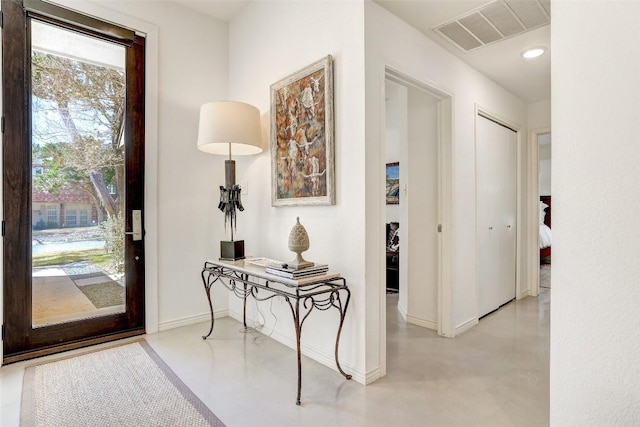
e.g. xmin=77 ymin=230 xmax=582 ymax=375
xmin=30 ymin=20 xmax=126 ymax=327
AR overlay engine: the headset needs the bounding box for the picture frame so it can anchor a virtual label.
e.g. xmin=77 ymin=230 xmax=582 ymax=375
xmin=386 ymin=162 xmax=399 ymax=205
xmin=270 ymin=55 xmax=335 ymax=206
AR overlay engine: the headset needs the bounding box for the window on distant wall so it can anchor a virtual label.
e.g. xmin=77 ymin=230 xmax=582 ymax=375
xmin=66 ymin=209 xmax=77 ymax=227
xmin=47 ymin=205 xmax=58 ymax=225
xmin=79 ymin=209 xmax=88 ymax=226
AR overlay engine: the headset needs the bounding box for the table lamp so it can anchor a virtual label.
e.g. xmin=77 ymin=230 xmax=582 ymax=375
xmin=197 ymin=101 xmax=263 ymax=260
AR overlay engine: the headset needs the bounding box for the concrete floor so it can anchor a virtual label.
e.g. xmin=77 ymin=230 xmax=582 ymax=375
xmin=1 ymin=289 xmax=549 ymax=426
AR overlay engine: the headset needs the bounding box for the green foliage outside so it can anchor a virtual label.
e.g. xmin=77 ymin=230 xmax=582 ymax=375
xmin=101 ymin=212 xmax=125 ymax=274
xmin=32 ymin=249 xmax=114 ymax=269
xmin=32 ymin=50 xmax=125 ymax=217
xmin=31 ymin=48 xmax=127 ymax=272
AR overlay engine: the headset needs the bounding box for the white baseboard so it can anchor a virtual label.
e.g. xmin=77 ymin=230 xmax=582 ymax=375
xmin=397 ymin=301 xmax=408 ymax=322
xmin=455 ymin=316 xmax=478 ymax=336
xmin=158 ymin=309 xmax=228 ymax=332
xmin=363 ymin=366 xmax=382 ymax=385
xmin=406 ymin=314 xmax=437 ymax=330
xmin=518 ymin=289 xmax=531 ymax=299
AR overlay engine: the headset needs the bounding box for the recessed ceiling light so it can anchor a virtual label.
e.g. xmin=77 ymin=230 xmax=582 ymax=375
xmin=522 ymin=47 xmax=545 ymax=59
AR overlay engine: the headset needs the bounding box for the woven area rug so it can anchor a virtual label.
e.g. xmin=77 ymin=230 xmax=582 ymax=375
xmin=20 ymin=341 xmax=225 ymax=427
xmin=67 ymin=268 xmax=125 ymax=309
xmin=77 ymin=280 xmax=124 ymax=308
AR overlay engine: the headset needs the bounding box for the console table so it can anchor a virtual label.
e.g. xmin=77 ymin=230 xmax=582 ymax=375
xmin=200 ymin=259 xmax=352 ymax=405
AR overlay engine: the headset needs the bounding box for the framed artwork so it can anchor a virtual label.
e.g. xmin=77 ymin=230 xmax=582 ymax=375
xmin=270 ymin=55 xmax=335 ymax=206
xmin=386 ymin=162 xmax=399 ymax=205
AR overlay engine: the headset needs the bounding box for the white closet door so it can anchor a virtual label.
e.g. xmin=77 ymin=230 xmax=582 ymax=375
xmin=476 ymin=115 xmax=517 ymax=317
xmin=494 ymin=123 xmax=517 ymax=306
xmin=476 ymin=118 xmax=499 ymax=317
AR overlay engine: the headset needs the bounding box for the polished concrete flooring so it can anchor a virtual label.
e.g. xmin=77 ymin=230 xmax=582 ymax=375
xmin=1 ymin=289 xmax=549 ymax=426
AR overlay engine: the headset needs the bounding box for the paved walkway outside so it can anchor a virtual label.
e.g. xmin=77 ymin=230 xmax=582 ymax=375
xmin=32 ymin=263 xmax=124 ymax=327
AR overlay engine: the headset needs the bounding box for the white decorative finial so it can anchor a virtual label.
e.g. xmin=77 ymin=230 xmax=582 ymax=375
xmin=287 ymin=217 xmax=313 ymax=270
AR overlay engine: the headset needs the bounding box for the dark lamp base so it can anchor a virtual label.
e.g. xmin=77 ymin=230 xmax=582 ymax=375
xmin=220 ymin=240 xmax=245 ymax=261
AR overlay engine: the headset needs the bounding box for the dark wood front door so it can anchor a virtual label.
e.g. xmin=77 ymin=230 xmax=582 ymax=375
xmin=2 ymin=0 xmax=146 ymax=363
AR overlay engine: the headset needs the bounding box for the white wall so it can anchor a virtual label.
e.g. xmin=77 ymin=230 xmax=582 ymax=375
xmin=365 ymin=0 xmax=527 ymax=377
xmin=528 ymin=99 xmax=551 ymax=131
xmin=528 ymin=100 xmax=552 ymax=196
xmin=528 ymin=99 xmax=551 ymax=196
xmin=539 ymin=142 xmax=551 ymax=196
xmin=0 ymin=0 xmax=232 ymax=342
xmin=402 ymin=88 xmax=439 ymax=328
xmin=227 ymin=1 xmax=367 ymax=381
xmin=551 ymin=1 xmax=640 ymax=424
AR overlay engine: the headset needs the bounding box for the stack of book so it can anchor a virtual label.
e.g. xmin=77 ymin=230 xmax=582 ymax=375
xmin=265 ymin=263 xmax=329 ymax=279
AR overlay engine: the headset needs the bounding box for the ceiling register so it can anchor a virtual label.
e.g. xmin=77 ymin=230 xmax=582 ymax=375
xmin=434 ymin=0 xmax=550 ymax=53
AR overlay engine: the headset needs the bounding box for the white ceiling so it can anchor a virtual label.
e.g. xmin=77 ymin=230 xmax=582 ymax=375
xmin=178 ymin=0 xmax=550 ymax=104
xmin=179 ymin=0 xmax=250 ymax=22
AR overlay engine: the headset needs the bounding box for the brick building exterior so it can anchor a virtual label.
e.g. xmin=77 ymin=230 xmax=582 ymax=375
xmin=32 ymin=164 xmax=100 ymax=229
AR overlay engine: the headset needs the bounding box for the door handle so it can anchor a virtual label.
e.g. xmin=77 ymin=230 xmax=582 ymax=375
xmin=125 ymin=209 xmax=142 ymax=241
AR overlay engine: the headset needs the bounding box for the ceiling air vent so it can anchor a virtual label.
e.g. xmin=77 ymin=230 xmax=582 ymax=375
xmin=433 ymin=0 xmax=550 ymax=53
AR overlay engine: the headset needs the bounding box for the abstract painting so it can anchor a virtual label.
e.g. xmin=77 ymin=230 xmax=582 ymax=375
xmin=271 ymin=56 xmax=335 ymax=206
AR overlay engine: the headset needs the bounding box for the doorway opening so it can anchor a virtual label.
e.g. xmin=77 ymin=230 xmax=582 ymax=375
xmin=381 ymin=68 xmax=453 ymax=376
xmin=533 ymin=131 xmax=552 ymax=294
xmin=538 ymin=133 xmax=552 ymax=290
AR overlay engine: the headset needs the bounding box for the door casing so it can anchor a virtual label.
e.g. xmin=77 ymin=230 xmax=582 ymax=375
xmin=379 ymin=66 xmax=454 ymax=378
xmin=528 ymin=127 xmax=552 ymax=298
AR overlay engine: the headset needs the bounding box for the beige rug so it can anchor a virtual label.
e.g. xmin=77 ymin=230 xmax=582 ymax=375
xmin=21 ymin=341 xmax=225 ymax=427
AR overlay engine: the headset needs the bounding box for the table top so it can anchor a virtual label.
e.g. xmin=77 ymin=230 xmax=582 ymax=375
xmin=205 ymin=257 xmax=342 ymax=287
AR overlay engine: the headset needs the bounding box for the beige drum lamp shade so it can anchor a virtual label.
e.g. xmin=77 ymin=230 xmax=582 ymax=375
xmin=197 ymin=101 xmax=263 ymax=156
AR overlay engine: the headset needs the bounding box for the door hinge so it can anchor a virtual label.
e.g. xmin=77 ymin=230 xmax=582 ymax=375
xmin=438 ymin=224 xmax=442 ymax=233
xmin=0 ymin=11 xmax=3 ymax=29
xmin=1 ymin=220 xmax=5 ymax=237
xmin=2 ymin=324 xmax=5 ymax=341
xmin=1 ymin=116 xmax=5 ymax=133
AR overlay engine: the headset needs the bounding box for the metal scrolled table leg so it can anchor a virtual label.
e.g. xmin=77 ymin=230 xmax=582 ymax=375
xmin=334 ymin=286 xmax=352 ymax=379
xmin=239 ymin=276 xmax=253 ymax=333
xmin=294 ymin=297 xmax=303 ymax=405
xmin=243 ymin=280 xmax=248 ymax=330
xmin=201 ymin=267 xmax=215 ymax=340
